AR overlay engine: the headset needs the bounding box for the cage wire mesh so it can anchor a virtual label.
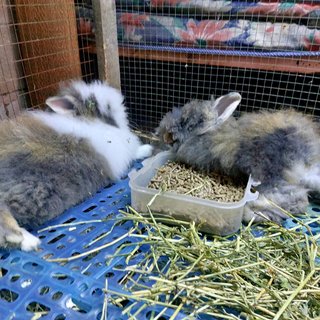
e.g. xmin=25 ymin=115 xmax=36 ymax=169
xmin=0 ymin=0 xmax=320 ymax=319
xmin=0 ymin=0 xmax=98 ymax=121
xmin=3 ymin=0 xmax=319 ymax=129
xmin=108 ymin=0 xmax=320 ymax=132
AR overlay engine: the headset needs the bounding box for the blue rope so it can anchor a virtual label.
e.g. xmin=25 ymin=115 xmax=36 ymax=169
xmin=121 ymin=44 xmax=320 ymax=57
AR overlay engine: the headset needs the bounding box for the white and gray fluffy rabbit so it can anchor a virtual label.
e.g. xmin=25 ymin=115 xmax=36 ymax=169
xmin=0 ymin=80 xmax=153 ymax=251
xmin=157 ymin=92 xmax=320 ymax=223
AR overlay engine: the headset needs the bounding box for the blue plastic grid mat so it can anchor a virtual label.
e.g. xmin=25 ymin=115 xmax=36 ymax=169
xmin=0 ymin=163 xmax=190 ymax=320
xmin=0 ymin=163 xmax=320 ymax=320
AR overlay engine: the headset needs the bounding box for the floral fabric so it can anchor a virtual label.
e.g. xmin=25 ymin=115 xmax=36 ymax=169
xmin=116 ymin=0 xmax=320 ymax=19
xmin=117 ymin=12 xmax=320 ymax=51
xmin=75 ymin=1 xmax=320 ymax=51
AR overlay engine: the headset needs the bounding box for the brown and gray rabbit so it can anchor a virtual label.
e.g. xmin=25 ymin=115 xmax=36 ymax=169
xmin=157 ymin=92 xmax=320 ymax=223
xmin=0 ymin=80 xmax=153 ymax=251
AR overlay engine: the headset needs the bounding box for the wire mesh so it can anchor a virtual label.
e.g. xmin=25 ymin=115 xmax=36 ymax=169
xmin=110 ymin=0 xmax=320 ymax=132
xmin=1 ymin=1 xmax=320 ymax=318
xmin=0 ymin=0 xmax=98 ymax=120
xmin=2 ymin=0 xmax=319 ymax=128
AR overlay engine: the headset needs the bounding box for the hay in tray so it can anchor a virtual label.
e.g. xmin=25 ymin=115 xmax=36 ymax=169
xmin=148 ymin=161 xmax=245 ymax=202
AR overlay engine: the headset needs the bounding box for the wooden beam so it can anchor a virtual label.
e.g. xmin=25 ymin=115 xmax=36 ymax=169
xmin=117 ymin=47 xmax=320 ymax=74
xmin=15 ymin=0 xmax=81 ymax=108
xmin=0 ymin=1 xmax=23 ymax=118
xmin=92 ymin=0 xmax=121 ymax=89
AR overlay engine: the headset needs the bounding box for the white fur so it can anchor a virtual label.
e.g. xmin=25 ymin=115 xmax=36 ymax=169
xmin=0 ymin=81 xmax=152 ymax=252
xmin=31 ymin=111 xmax=147 ymax=180
xmin=286 ymin=163 xmax=320 ymax=192
xmin=33 ymin=80 xmax=153 ymax=180
xmin=5 ymin=232 xmax=23 ymax=245
xmin=69 ymin=80 xmax=129 ymax=129
xmin=5 ymin=228 xmax=40 ymax=251
xmin=20 ymin=228 xmax=41 ymax=251
xmin=136 ymin=144 xmax=153 ymax=159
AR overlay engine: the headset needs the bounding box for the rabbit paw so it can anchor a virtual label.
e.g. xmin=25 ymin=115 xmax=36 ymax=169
xmin=243 ymin=196 xmax=288 ymax=224
xmin=20 ymin=228 xmax=41 ymax=251
xmin=0 ymin=207 xmax=41 ymax=251
xmin=136 ymin=144 xmax=153 ymax=159
xmin=4 ymin=228 xmax=41 ymax=251
xmin=243 ymin=205 xmax=285 ymax=225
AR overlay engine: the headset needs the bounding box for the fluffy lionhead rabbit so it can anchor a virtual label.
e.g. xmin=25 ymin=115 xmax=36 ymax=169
xmin=0 ymin=80 xmax=152 ymax=251
xmin=157 ymin=93 xmax=320 ymax=223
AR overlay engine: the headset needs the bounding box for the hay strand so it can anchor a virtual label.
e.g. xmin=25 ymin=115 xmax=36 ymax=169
xmin=103 ymin=207 xmax=320 ymax=319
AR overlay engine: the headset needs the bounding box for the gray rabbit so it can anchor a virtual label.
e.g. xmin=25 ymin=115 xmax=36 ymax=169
xmin=157 ymin=92 xmax=320 ymax=223
xmin=0 ymin=80 xmax=153 ymax=251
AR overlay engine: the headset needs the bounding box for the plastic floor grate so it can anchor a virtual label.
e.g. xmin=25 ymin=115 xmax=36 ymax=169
xmin=0 ymin=162 xmax=319 ymax=320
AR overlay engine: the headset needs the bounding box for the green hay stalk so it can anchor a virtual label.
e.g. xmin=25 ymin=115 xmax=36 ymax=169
xmin=104 ymin=207 xmax=320 ymax=320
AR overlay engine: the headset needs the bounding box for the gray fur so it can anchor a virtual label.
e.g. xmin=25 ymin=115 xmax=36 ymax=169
xmin=0 ymin=80 xmax=152 ymax=250
xmin=0 ymin=124 xmax=109 ymax=228
xmin=158 ymin=93 xmax=320 ymax=223
xmin=235 ymin=127 xmax=310 ymax=184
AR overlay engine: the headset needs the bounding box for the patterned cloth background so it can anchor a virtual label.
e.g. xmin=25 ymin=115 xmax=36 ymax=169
xmin=117 ymin=12 xmax=320 ymax=51
xmin=76 ymin=1 xmax=320 ymax=52
xmin=116 ymin=0 xmax=320 ymax=19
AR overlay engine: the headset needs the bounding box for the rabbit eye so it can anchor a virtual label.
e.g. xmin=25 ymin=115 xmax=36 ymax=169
xmin=86 ymin=98 xmax=97 ymax=112
xmin=163 ymin=132 xmax=174 ymax=144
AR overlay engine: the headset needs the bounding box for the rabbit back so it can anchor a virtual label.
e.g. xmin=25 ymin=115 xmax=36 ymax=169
xmin=158 ymin=94 xmax=320 ymax=223
xmin=174 ymin=109 xmax=320 ymax=185
xmin=31 ymin=110 xmax=143 ymax=180
xmin=231 ymin=110 xmax=320 ymax=184
xmin=0 ymin=115 xmax=111 ymax=228
xmin=0 ymin=80 xmax=153 ymax=250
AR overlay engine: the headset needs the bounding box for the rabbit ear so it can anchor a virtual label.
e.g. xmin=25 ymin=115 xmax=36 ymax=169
xmin=213 ymin=92 xmax=241 ymax=123
xmin=45 ymin=95 xmax=75 ymax=115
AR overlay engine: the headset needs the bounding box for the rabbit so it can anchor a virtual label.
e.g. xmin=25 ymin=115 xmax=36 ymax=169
xmin=157 ymin=92 xmax=320 ymax=224
xmin=0 ymin=80 xmax=153 ymax=251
